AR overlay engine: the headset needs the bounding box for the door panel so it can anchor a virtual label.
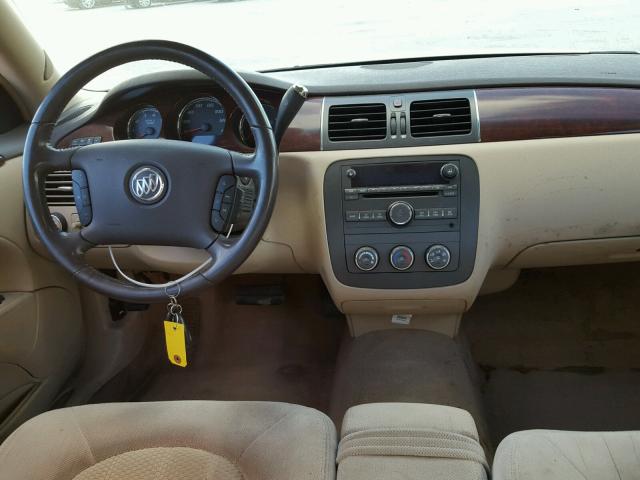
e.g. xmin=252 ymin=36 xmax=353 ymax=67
xmin=0 ymin=124 xmax=83 ymax=440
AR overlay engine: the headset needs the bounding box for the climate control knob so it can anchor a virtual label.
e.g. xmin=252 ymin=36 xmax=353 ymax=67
xmin=425 ymin=244 xmax=451 ymax=270
xmin=390 ymin=246 xmax=415 ymax=271
xmin=387 ymin=201 xmax=413 ymax=226
xmin=354 ymin=246 xmax=379 ymax=271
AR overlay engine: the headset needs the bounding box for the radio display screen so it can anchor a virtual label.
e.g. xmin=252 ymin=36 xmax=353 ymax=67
xmin=350 ymin=162 xmax=447 ymax=187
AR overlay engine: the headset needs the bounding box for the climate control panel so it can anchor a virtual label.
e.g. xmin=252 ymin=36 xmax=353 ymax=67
xmin=324 ymin=155 xmax=479 ymax=289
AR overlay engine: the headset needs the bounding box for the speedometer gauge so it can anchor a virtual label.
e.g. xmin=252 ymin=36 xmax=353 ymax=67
xmin=178 ymin=97 xmax=226 ymax=145
xmin=127 ymin=106 xmax=162 ymax=139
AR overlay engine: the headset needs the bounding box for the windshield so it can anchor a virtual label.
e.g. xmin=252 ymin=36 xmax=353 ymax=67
xmin=12 ymin=0 xmax=640 ymax=86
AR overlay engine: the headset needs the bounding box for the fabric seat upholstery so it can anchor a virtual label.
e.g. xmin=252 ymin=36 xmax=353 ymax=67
xmin=0 ymin=400 xmax=337 ymax=480
xmin=493 ymin=429 xmax=640 ymax=480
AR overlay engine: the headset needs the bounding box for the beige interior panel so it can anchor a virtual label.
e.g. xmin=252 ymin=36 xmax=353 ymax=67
xmin=269 ymin=133 xmax=640 ymax=312
xmin=0 ymin=287 xmax=83 ymax=439
xmin=0 ymin=157 xmax=78 ymax=293
xmin=509 ymin=236 xmax=640 ymax=268
xmin=0 ymin=1 xmax=58 ymax=115
xmin=32 ymin=134 xmax=640 ymax=314
xmin=347 ymin=313 xmax=462 ymax=338
xmin=478 ymin=269 xmax=521 ymax=296
xmin=0 ymin=364 xmax=36 ymax=423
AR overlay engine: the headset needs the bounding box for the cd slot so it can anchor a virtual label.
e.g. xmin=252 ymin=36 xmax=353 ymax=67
xmin=362 ymin=190 xmax=439 ymax=199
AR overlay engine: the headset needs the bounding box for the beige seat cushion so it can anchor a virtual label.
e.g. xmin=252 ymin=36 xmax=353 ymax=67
xmin=0 ymin=400 xmax=337 ymax=480
xmin=493 ymin=430 xmax=640 ymax=480
xmin=338 ymin=403 xmax=488 ymax=480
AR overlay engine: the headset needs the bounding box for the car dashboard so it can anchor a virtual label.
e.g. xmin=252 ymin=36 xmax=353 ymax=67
xmin=36 ymin=53 xmax=640 ymax=321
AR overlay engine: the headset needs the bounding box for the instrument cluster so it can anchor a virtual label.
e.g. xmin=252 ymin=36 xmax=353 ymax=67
xmin=121 ymin=95 xmax=276 ymax=148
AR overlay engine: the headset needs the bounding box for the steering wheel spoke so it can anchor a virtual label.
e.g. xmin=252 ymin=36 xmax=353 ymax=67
xmin=61 ymin=230 xmax=95 ymax=256
xmin=230 ymin=150 xmax=260 ymax=178
xmin=32 ymin=145 xmax=79 ymax=176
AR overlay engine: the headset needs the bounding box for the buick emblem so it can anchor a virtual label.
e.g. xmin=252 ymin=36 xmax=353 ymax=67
xmin=129 ymin=166 xmax=166 ymax=204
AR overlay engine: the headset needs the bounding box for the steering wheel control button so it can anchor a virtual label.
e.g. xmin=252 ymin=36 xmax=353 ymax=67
xmin=426 ymin=244 xmax=451 ymax=270
xmin=129 ymin=166 xmax=167 ymax=204
xmin=354 ymin=246 xmax=379 ymax=271
xmin=71 ymin=170 xmax=92 ymax=226
xmin=212 ymin=175 xmax=238 ymax=233
xmin=390 ymin=245 xmax=415 ymax=271
xmin=440 ymin=163 xmax=459 ymax=180
xmin=387 ymin=201 xmax=414 ymax=226
xmin=216 ymin=175 xmax=235 ymax=193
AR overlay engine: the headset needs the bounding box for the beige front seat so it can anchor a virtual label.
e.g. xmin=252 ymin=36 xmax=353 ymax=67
xmin=0 ymin=401 xmax=336 ymax=480
xmin=493 ymin=429 xmax=640 ymax=480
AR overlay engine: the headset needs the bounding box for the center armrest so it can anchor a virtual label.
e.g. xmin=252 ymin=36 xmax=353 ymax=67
xmin=337 ymin=403 xmax=488 ymax=480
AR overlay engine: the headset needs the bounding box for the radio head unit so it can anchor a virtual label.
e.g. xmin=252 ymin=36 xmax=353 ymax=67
xmin=324 ymin=155 xmax=479 ymax=289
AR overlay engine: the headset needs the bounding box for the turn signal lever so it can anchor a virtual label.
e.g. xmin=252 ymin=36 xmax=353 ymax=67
xmin=274 ymin=84 xmax=308 ymax=146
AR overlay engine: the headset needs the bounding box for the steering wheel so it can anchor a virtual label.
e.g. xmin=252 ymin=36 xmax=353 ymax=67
xmin=23 ymin=41 xmax=278 ymax=303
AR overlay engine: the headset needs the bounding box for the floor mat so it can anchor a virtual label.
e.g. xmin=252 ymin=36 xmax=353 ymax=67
xmin=92 ymin=275 xmax=345 ymax=413
xmin=484 ymin=368 xmax=640 ymax=446
xmin=462 ymin=263 xmax=640 ymax=445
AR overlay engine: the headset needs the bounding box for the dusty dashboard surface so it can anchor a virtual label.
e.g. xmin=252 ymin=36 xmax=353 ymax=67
xmin=36 ymin=57 xmax=640 ymax=313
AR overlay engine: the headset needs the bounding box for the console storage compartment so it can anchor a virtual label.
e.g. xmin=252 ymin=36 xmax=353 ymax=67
xmin=337 ymin=403 xmax=488 ymax=480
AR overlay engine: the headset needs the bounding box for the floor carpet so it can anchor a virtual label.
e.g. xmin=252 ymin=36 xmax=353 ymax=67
xmin=462 ymin=263 xmax=640 ymax=446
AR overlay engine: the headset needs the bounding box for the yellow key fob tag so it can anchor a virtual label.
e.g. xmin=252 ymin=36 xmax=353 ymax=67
xmin=164 ymin=320 xmax=188 ymax=367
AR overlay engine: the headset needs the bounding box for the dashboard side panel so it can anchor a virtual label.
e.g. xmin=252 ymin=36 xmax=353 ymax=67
xmin=477 ymin=87 xmax=640 ymax=142
xmin=266 ymin=134 xmax=640 ymax=313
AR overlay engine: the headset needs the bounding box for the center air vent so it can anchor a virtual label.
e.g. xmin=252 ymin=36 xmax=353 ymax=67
xmin=328 ymin=103 xmax=387 ymax=141
xmin=45 ymin=171 xmax=74 ymax=206
xmin=410 ymin=98 xmax=472 ymax=138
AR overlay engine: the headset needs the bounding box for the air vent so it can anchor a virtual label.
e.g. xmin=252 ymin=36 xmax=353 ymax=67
xmin=328 ymin=103 xmax=387 ymax=141
xmin=45 ymin=171 xmax=74 ymax=206
xmin=410 ymin=98 xmax=472 ymax=138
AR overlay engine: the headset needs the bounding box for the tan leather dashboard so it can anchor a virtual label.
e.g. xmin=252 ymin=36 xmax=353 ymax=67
xmin=29 ymin=86 xmax=640 ymax=314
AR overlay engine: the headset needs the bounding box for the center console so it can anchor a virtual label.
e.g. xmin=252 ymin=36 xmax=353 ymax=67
xmin=324 ymin=155 xmax=479 ymax=289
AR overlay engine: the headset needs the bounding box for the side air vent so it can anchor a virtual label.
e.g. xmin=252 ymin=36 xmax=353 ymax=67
xmin=45 ymin=171 xmax=74 ymax=206
xmin=410 ymin=98 xmax=472 ymax=138
xmin=328 ymin=103 xmax=387 ymax=141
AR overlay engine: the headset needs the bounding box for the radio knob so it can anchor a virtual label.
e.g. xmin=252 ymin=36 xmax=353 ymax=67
xmin=440 ymin=163 xmax=459 ymax=180
xmin=354 ymin=246 xmax=379 ymax=271
xmin=425 ymin=244 xmax=451 ymax=270
xmin=390 ymin=246 xmax=415 ymax=271
xmin=387 ymin=201 xmax=414 ymax=226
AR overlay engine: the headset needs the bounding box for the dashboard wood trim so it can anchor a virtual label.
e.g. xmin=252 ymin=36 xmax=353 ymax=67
xmin=477 ymin=87 xmax=640 ymax=142
xmin=280 ymin=97 xmax=322 ymax=152
xmin=56 ymin=94 xmax=323 ymax=152
xmin=57 ymin=87 xmax=640 ymax=151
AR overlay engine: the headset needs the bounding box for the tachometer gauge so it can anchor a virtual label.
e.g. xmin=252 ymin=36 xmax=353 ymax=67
xmin=127 ymin=106 xmax=162 ymax=139
xmin=238 ymin=103 xmax=277 ymax=148
xmin=178 ymin=97 xmax=226 ymax=145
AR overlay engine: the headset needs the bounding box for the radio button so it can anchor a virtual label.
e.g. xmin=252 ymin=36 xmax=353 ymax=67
xmin=426 ymin=245 xmax=451 ymax=270
xmin=345 ymin=211 xmax=359 ymax=222
xmin=355 ymin=247 xmax=379 ymax=271
xmin=372 ymin=210 xmax=386 ymax=221
xmin=441 ymin=163 xmax=459 ymax=180
xmin=359 ymin=211 xmax=373 ymax=221
xmin=415 ymin=208 xmax=429 ymax=220
xmin=390 ymin=246 xmax=415 ymax=271
xmin=444 ymin=208 xmax=457 ymax=218
xmin=388 ymin=201 xmax=414 ymax=226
